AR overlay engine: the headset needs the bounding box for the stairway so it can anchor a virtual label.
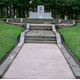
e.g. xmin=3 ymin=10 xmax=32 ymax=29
xmin=24 ymin=25 xmax=57 ymax=44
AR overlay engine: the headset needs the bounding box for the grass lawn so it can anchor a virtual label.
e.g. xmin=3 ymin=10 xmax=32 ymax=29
xmin=26 ymin=20 xmax=56 ymax=23
xmin=59 ymin=22 xmax=80 ymax=61
xmin=0 ymin=20 xmax=24 ymax=61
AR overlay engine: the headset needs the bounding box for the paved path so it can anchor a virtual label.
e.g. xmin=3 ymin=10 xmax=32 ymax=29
xmin=3 ymin=43 xmax=75 ymax=79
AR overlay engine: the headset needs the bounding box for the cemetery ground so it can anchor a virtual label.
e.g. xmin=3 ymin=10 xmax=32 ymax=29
xmin=0 ymin=19 xmax=80 ymax=78
xmin=0 ymin=20 xmax=80 ymax=63
xmin=0 ymin=20 xmax=24 ymax=62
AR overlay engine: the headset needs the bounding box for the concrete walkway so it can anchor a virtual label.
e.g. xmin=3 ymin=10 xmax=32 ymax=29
xmin=3 ymin=43 xmax=75 ymax=79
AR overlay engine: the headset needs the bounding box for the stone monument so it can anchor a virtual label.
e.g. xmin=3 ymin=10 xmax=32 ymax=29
xmin=28 ymin=5 xmax=53 ymax=19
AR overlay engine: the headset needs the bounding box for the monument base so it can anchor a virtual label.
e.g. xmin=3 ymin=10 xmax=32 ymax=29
xmin=28 ymin=17 xmax=53 ymax=19
xmin=28 ymin=5 xmax=53 ymax=19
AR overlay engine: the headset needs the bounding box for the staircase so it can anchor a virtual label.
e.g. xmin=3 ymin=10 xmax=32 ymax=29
xmin=24 ymin=25 xmax=57 ymax=44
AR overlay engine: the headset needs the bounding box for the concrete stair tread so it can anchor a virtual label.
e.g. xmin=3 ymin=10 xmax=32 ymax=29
xmin=30 ymin=24 xmax=52 ymax=26
xmin=30 ymin=26 xmax=52 ymax=30
xmin=24 ymin=40 xmax=57 ymax=43
xmin=25 ymin=30 xmax=55 ymax=36
xmin=25 ymin=38 xmax=56 ymax=41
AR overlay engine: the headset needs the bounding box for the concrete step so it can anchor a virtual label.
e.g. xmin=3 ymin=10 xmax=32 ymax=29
xmin=24 ymin=40 xmax=57 ymax=44
xmin=24 ymin=30 xmax=57 ymax=44
xmin=25 ymin=37 xmax=56 ymax=41
xmin=30 ymin=26 xmax=52 ymax=30
xmin=25 ymin=35 xmax=56 ymax=38
xmin=25 ymin=30 xmax=55 ymax=37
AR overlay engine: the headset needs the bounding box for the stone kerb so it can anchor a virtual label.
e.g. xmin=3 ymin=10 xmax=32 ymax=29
xmin=20 ymin=23 xmax=30 ymax=44
xmin=0 ymin=43 xmax=23 ymax=79
xmin=52 ymin=25 xmax=61 ymax=44
xmin=26 ymin=23 xmax=30 ymax=30
xmin=59 ymin=44 xmax=80 ymax=79
xmin=52 ymin=24 xmax=80 ymax=79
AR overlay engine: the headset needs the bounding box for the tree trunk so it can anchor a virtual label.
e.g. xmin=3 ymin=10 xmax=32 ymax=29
xmin=53 ymin=6 xmax=56 ymax=19
xmin=13 ymin=5 xmax=15 ymax=17
xmin=49 ymin=6 xmax=50 ymax=12
xmin=18 ymin=8 xmax=22 ymax=17
xmin=33 ymin=6 xmax=34 ymax=12
xmin=7 ymin=6 xmax=8 ymax=18
xmin=1 ymin=6 xmax=3 ymax=18
xmin=36 ymin=7 xmax=37 ymax=12
xmin=75 ymin=11 xmax=77 ymax=20
xmin=22 ymin=9 xmax=25 ymax=18
xmin=51 ymin=8 xmax=53 ymax=17
xmin=10 ymin=6 xmax=12 ymax=18
xmin=53 ymin=6 xmax=57 ymax=19
xmin=27 ymin=10 xmax=29 ymax=17
xmin=62 ymin=11 xmax=65 ymax=19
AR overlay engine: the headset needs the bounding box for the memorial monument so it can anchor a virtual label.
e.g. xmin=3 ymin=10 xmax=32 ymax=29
xmin=28 ymin=5 xmax=53 ymax=19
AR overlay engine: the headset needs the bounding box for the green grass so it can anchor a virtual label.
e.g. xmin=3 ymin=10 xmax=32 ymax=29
xmin=0 ymin=20 xmax=24 ymax=61
xmin=59 ymin=22 xmax=80 ymax=61
xmin=26 ymin=20 xmax=56 ymax=23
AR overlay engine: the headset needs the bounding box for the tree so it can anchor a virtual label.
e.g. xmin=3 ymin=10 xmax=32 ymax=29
xmin=0 ymin=0 xmax=5 ymax=18
xmin=0 ymin=0 xmax=80 ymax=19
xmin=71 ymin=0 xmax=80 ymax=19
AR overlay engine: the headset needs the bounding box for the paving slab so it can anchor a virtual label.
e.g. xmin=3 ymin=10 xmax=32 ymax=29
xmin=3 ymin=43 xmax=75 ymax=79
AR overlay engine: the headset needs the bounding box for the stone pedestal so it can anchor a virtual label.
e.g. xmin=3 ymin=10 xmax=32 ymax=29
xmin=28 ymin=5 xmax=53 ymax=19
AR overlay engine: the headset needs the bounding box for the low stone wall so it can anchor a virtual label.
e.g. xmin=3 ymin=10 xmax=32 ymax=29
xmin=0 ymin=18 xmax=79 ymax=24
xmin=5 ymin=18 xmax=74 ymax=24
xmin=56 ymin=24 xmax=75 ymax=29
xmin=61 ymin=20 xmax=73 ymax=24
xmin=7 ymin=22 xmax=75 ymax=29
xmin=7 ymin=22 xmax=24 ymax=26
xmin=5 ymin=18 xmax=77 ymax=29
xmin=0 ymin=18 xmax=6 ymax=21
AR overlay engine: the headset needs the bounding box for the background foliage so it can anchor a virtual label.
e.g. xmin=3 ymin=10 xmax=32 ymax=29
xmin=0 ymin=0 xmax=80 ymax=19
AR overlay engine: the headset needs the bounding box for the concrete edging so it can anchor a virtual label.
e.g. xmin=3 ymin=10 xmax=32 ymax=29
xmin=20 ymin=30 xmax=29 ymax=44
xmin=0 ymin=43 xmax=23 ymax=79
xmin=52 ymin=24 xmax=80 ymax=79
xmin=0 ymin=24 xmax=29 ymax=78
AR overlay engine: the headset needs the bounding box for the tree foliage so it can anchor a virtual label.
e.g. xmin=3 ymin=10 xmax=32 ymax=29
xmin=0 ymin=0 xmax=80 ymax=19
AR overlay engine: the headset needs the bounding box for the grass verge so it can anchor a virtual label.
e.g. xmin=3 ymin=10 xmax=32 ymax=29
xmin=0 ymin=20 xmax=24 ymax=61
xmin=58 ymin=22 xmax=80 ymax=61
xmin=26 ymin=20 xmax=56 ymax=23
